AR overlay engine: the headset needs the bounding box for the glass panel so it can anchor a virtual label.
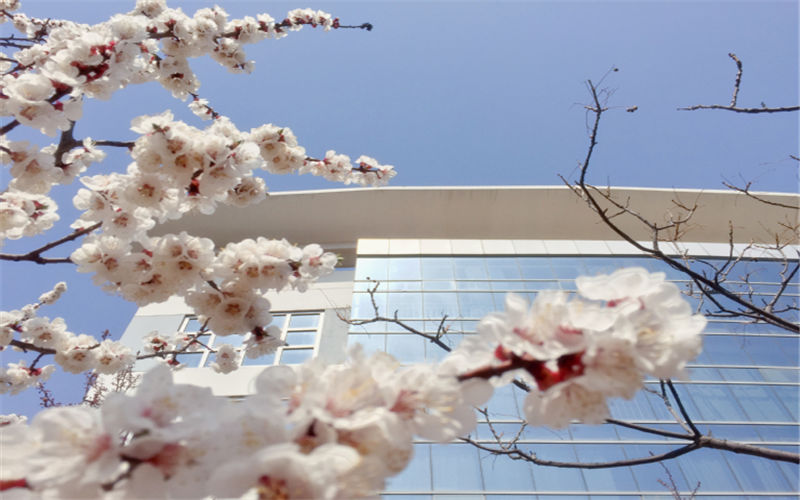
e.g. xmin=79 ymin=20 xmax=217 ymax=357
xmin=479 ymin=449 xmax=535 ymax=491
xmin=687 ymin=366 xmax=722 ymax=380
xmin=421 ymin=257 xmax=454 ymax=280
xmin=288 ymin=314 xmax=319 ymax=329
xmin=386 ymin=334 xmax=426 ymax=363
xmin=348 ymin=333 xmax=385 ymax=355
xmin=285 ymin=330 xmax=316 ymax=346
xmin=626 ymin=444 xmax=689 ymax=492
xmin=455 ymin=280 xmax=488 ymax=290
xmin=674 ymin=448 xmax=741 ymax=492
xmin=387 ymin=281 xmax=422 ymax=291
xmin=279 ymin=348 xmax=313 ymax=365
xmin=388 ymin=293 xmax=423 ymax=318
xmin=268 ymin=315 xmax=287 ymax=330
xmin=215 ymin=334 xmax=246 ymax=349
xmin=486 ymin=257 xmax=521 ymax=279
xmin=486 ymin=385 xmax=521 ymax=419
xmin=422 ymin=280 xmax=456 ymax=291
xmin=760 ymin=368 xmax=800 ymax=383
xmin=735 ymin=386 xmax=793 ymax=421
xmin=454 ymin=258 xmax=488 ymax=280
xmin=355 ymin=257 xmax=387 ymax=281
xmin=686 ymin=384 xmax=748 ymax=421
xmin=569 ymin=424 xmax=620 ymax=441
xmin=430 ymin=444 xmax=483 ymax=490
xmin=705 ymin=424 xmax=762 ymax=442
xmin=528 ymin=444 xmax=587 ymax=492
xmin=352 ymin=292 xmax=386 ymax=319
xmin=423 ymin=292 xmax=460 ymax=319
xmin=703 ymin=335 xmax=753 ymax=365
xmin=183 ymin=317 xmax=204 ymax=333
xmin=724 ymin=449 xmax=792 ymax=490
xmin=575 ymin=444 xmax=638 ymax=491
xmin=770 ymin=386 xmax=799 ymax=420
xmin=458 ymin=292 xmax=497 ymax=318
xmin=518 ymin=257 xmax=555 ymax=279
xmin=746 ymin=336 xmax=799 ymax=365
xmin=388 ymin=257 xmax=422 ymax=281
xmin=490 ymin=280 xmax=528 ymax=291
xmin=607 ymin=391 xmax=656 ymax=420
xmin=718 ymin=368 xmax=762 ymax=382
xmin=241 ymin=351 xmax=275 ymax=366
xmin=549 ymin=257 xmax=586 ymax=279
xmin=757 ymin=424 xmax=800 ymax=442
xmin=385 ymin=443 xmax=431 ymax=491
xmin=176 ymin=352 xmax=203 ymax=367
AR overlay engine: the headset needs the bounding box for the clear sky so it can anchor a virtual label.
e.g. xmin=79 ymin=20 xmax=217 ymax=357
xmin=1 ymin=0 xmax=798 ymax=416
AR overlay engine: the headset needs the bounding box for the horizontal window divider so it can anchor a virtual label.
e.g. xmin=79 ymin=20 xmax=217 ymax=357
xmin=478 ymin=418 xmax=800 ymax=426
xmin=643 ymin=380 xmax=799 ymax=386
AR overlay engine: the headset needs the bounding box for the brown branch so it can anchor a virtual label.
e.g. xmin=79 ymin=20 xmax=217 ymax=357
xmin=679 ymin=53 xmax=798 ymax=114
xmin=722 ymin=181 xmax=799 ymax=210
xmin=0 ymin=222 xmax=101 ymax=264
xmin=93 ymin=140 xmax=135 ymax=149
xmin=566 ymin=81 xmax=798 ymax=333
xmin=728 ymin=52 xmax=743 ymax=107
xmin=679 ymin=104 xmax=799 ymax=113
xmin=462 ymin=435 xmax=702 ymax=469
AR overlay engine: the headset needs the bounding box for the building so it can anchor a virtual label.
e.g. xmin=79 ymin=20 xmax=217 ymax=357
xmin=121 ymin=186 xmax=800 ymax=499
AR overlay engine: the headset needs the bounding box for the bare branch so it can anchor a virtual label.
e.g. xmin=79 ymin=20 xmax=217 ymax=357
xmin=0 ymin=222 xmax=101 ymax=264
xmin=565 ymin=81 xmax=798 ymax=333
xmin=728 ymin=52 xmax=743 ymax=107
xmin=679 ymin=53 xmax=798 ymax=113
xmin=722 ymin=181 xmax=799 ymax=210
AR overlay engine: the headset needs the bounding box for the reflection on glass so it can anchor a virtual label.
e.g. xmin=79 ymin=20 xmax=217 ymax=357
xmin=485 ymin=257 xmax=520 ymax=279
xmin=388 ymin=257 xmax=422 ymax=281
xmin=529 ymin=444 xmax=587 ymax=492
xmin=388 ymin=293 xmax=423 ymax=318
xmin=454 ymin=258 xmax=488 ymax=280
xmin=348 ymin=333 xmax=386 ymax=354
xmin=279 ymin=349 xmax=313 ymax=365
xmin=269 ymin=315 xmax=287 ymax=330
xmin=387 ymin=334 xmax=425 ymax=363
xmin=575 ymin=444 xmax=638 ymax=491
xmin=421 ymin=257 xmax=454 ymax=280
xmin=355 ymin=257 xmax=387 ymax=281
xmin=183 ymin=317 xmax=204 ymax=333
xmin=289 ymin=314 xmax=319 ymax=329
xmin=423 ymin=292 xmax=460 ymax=319
xmin=431 ymin=444 xmax=483 ymax=490
xmin=386 ymin=444 xmax=431 ymax=491
xmin=241 ymin=352 xmax=275 ymax=366
xmin=285 ymin=330 xmax=316 ymax=346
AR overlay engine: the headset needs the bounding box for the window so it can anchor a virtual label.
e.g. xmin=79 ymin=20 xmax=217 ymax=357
xmin=179 ymin=311 xmax=323 ymax=368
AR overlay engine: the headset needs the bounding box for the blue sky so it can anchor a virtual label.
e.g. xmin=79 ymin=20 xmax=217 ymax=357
xmin=2 ymin=0 xmax=798 ymax=416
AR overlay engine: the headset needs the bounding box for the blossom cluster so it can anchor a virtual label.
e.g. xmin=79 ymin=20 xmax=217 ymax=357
xmin=0 ymin=268 xmax=707 ymax=498
xmin=0 ymin=348 xmax=491 ymax=499
xmin=0 ymin=282 xmax=135 ymax=395
xmin=2 ymin=0 xmax=394 ymax=379
xmin=442 ymin=267 xmax=706 ymax=428
xmin=0 ymin=0 xmax=340 ymax=135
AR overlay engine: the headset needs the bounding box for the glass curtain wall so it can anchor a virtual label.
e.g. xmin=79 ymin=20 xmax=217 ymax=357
xmin=349 ymin=255 xmax=799 ymax=499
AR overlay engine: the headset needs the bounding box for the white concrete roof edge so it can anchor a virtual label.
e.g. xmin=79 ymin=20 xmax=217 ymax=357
xmin=263 ymin=185 xmax=800 ymax=198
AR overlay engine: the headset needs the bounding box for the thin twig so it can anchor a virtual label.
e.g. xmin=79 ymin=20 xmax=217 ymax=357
xmin=0 ymin=222 xmax=102 ymax=264
xmin=722 ymin=181 xmax=799 ymax=210
xmin=679 ymin=53 xmax=798 ymax=114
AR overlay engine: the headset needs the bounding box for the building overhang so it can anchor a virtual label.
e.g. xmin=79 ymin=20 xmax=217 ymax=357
xmin=155 ymin=185 xmax=799 ymax=265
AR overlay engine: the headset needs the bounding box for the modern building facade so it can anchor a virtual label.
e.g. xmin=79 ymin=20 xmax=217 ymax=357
xmin=122 ymin=186 xmax=800 ymax=499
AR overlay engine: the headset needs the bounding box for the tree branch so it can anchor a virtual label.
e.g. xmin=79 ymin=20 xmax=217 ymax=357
xmin=679 ymin=53 xmax=798 ymax=114
xmin=563 ymin=80 xmax=798 ymax=333
xmin=0 ymin=222 xmax=101 ymax=264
